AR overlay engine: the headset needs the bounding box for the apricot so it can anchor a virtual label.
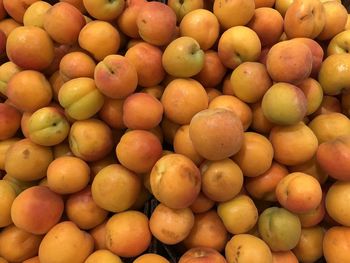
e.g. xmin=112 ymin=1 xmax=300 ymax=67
xmin=116 ymin=130 xmax=163 ymax=174
xmin=269 ymin=122 xmax=318 ymax=166
xmin=258 ymin=207 xmax=301 ymax=252
xmin=231 ymin=62 xmax=272 ymax=103
xmin=125 ymin=42 xmax=165 ymax=87
xmin=247 ymin=7 xmax=284 ymax=47
xmin=189 ymin=108 xmax=244 ymax=160
xmin=262 ymin=82 xmax=308 ymax=125
xmin=178 ymin=247 xmax=227 ymax=263
xmin=173 ymin=125 xmax=204 ymax=166
xmin=232 ymin=132 xmax=274 ymax=177
xmin=275 ymin=172 xmax=323 ymax=214
xmin=23 ymin=1 xmax=52 ymax=28
xmin=225 ymin=234 xmax=273 ymax=263
xmin=272 ymin=251 xmax=298 ymax=263
xmin=6 ymin=70 xmax=52 ymax=112
xmin=106 ymin=210 xmax=152 ymax=258
xmin=58 ymin=77 xmax=104 ymax=120
xmin=189 ymin=192 xmax=216 ymax=214
xmin=317 ymin=135 xmax=350 ymax=181
xmin=183 ymin=210 xmax=229 ymax=252
xmin=0 ymin=103 xmax=21 ymax=140
xmin=245 ymin=161 xmax=288 ymax=202
xmin=85 ymin=250 xmax=123 ymax=263
xmin=0 ymin=138 xmax=20 ymax=170
xmin=27 ymin=106 xmax=70 ymax=146
xmin=46 ymin=155 xmax=89 ymax=194
xmin=0 ymin=61 xmax=21 ymax=96
xmin=292 ymin=37 xmax=324 ymax=78
xmin=98 ymin=98 xmax=126 ymax=130
xmin=200 ymin=158 xmax=243 ymax=202
xmin=284 ymin=0 xmax=325 ymax=39
xmin=59 ymin=51 xmax=95 ymax=82
xmin=0 ymin=18 xmax=21 ymax=37
xmin=317 ymin=1 xmax=348 ymax=41
xmin=150 ymin=153 xmax=201 ymax=209
xmin=266 ymin=40 xmax=313 ymax=84
xmin=213 ymin=0 xmax=255 ymax=29
xmin=44 ymin=2 xmax=85 ymax=45
xmin=133 ymin=253 xmax=170 ymax=263
xmin=5 ymin=138 xmax=53 ymax=181
xmin=137 ymin=1 xmax=176 ymax=46
xmin=318 ymin=53 xmax=350 ymax=96
xmin=218 ymin=194 xmax=258 ymax=235
xmin=94 ymin=54 xmax=138 ymax=99
xmin=92 ymin=164 xmax=141 ymax=212
xmin=209 ymin=95 xmax=253 ymax=130
xmin=194 ymin=51 xmax=227 ymax=88
xmin=78 ymin=20 xmax=120 ymax=61
xmin=292 ymin=226 xmax=324 ymax=263
xmin=0 ymin=225 xmax=42 ymax=262
xmin=222 ymin=74 xmax=235 ymax=96
xmin=297 ymin=194 xmax=326 ymax=228
xmin=11 ymin=186 xmax=64 ymax=235
xmin=308 ymin=112 xmax=350 ymax=144
xmin=180 ymin=9 xmax=220 ymax=51
xmin=0 ymin=180 xmax=16 ymax=227
xmin=323 ymin=226 xmax=350 ymax=263
xmin=217 ymin=26 xmax=261 ymax=70
xmin=297 ymin=78 xmax=323 ymax=116
xmin=161 ymin=78 xmax=208 ymax=125
xmin=250 ymin=102 xmax=274 ymax=134
xmin=325 ymin=181 xmax=350 ymax=227
xmin=89 ymin=221 xmax=107 ymax=250
xmin=6 ymin=26 xmax=55 ymax=71
xmin=66 ymin=186 xmax=108 ymax=230
xmin=149 ymin=203 xmax=194 ymax=245
xmin=162 ymin=36 xmax=205 ymax=78
xmin=38 ymin=221 xmax=94 ymax=263
xmin=69 ymin=118 xmax=114 ymax=162
xmin=117 ymin=0 xmax=146 ymax=38
xmin=123 ymin=93 xmax=163 ymax=130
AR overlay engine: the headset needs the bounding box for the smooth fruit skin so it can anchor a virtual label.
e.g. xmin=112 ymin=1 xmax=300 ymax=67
xmin=218 ymin=26 xmax=261 ymax=70
xmin=213 ymin=0 xmax=255 ymax=29
xmin=91 ymin=164 xmax=141 ymax=212
xmin=225 ymin=234 xmax=273 ymax=263
xmin=105 ymin=210 xmax=152 ymax=258
xmin=316 ymin=135 xmax=350 ymax=181
xmin=10 ymin=186 xmax=64 ymax=235
xmin=162 ymin=36 xmax=205 ymax=78
xmin=189 ymin=108 xmax=244 ymax=161
xmin=38 ymin=221 xmax=94 ymax=263
xmin=58 ymin=77 xmax=105 ymax=121
xmin=0 ymin=180 xmax=16 ymax=227
xmin=258 ymin=207 xmax=302 ymax=252
xmin=323 ymin=226 xmax=350 ymax=263
xmin=6 ymin=26 xmax=54 ymax=71
xmin=318 ymin=53 xmax=350 ymax=95
xmin=326 ymin=181 xmax=350 ymax=226
xmin=137 ymin=1 xmax=177 ymax=46
xmin=217 ymin=194 xmax=258 ymax=234
xmin=261 ymin=82 xmax=307 ymax=125
xmin=27 ymin=107 xmax=70 ymax=147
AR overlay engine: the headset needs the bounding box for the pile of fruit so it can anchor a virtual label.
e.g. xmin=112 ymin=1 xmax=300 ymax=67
xmin=1 ymin=0 xmax=350 ymax=262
